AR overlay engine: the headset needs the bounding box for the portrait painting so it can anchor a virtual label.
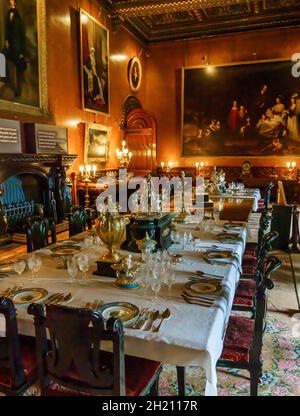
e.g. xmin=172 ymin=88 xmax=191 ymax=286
xmin=0 ymin=0 xmax=48 ymax=115
xmin=182 ymin=60 xmax=300 ymax=157
xmin=84 ymin=123 xmax=111 ymax=164
xmin=80 ymin=9 xmax=109 ymax=115
xmin=128 ymin=57 xmax=142 ymax=92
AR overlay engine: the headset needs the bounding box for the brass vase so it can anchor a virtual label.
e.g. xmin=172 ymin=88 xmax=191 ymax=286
xmin=95 ymin=210 xmax=129 ymax=263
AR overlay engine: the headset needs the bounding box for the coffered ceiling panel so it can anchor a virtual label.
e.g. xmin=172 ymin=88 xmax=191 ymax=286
xmin=101 ymin=0 xmax=300 ymax=43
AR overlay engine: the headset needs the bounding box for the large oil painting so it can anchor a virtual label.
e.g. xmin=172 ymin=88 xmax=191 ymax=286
xmin=182 ymin=60 xmax=300 ymax=157
xmin=80 ymin=9 xmax=109 ymax=115
xmin=0 ymin=0 xmax=48 ymax=115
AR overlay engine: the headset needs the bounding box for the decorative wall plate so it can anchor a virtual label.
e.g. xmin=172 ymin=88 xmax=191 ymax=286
xmin=128 ymin=57 xmax=142 ymax=92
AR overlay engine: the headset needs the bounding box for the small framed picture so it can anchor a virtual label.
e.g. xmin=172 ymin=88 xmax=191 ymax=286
xmin=128 ymin=57 xmax=142 ymax=92
xmin=84 ymin=123 xmax=111 ymax=164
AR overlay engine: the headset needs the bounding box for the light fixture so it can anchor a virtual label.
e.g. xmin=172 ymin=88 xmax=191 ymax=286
xmin=195 ymin=162 xmax=204 ymax=175
xmin=110 ymin=54 xmax=128 ymax=62
xmin=79 ymin=165 xmax=97 ymax=208
xmin=161 ymin=161 xmax=175 ymax=173
xmin=116 ymin=140 xmax=132 ymax=168
xmin=286 ymin=161 xmax=297 ymax=178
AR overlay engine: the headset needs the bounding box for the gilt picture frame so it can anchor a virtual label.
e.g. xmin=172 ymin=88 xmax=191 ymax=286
xmin=0 ymin=0 xmax=48 ymax=116
xmin=84 ymin=123 xmax=111 ymax=164
xmin=182 ymin=59 xmax=300 ymax=157
xmin=80 ymin=9 xmax=110 ymax=115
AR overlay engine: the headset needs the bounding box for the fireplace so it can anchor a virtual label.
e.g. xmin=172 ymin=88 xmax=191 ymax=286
xmin=0 ymin=153 xmax=77 ymax=239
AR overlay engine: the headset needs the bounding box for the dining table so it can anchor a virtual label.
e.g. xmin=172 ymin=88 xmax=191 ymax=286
xmin=0 ymin=217 xmax=253 ymax=396
xmin=211 ymin=187 xmax=261 ymax=212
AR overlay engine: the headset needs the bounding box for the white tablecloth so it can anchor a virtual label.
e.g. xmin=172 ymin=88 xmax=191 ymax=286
xmin=0 ymin=220 xmax=248 ymax=396
xmin=212 ymin=188 xmax=261 ymax=212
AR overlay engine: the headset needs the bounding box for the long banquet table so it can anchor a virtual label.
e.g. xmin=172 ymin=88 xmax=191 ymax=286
xmin=0 ymin=218 xmax=250 ymax=396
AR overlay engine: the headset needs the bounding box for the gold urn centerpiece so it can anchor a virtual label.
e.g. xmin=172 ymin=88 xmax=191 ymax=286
xmin=94 ymin=207 xmax=129 ymax=277
xmin=112 ymin=255 xmax=141 ymax=289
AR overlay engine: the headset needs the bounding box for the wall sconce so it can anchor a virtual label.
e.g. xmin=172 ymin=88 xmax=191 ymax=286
xmin=116 ymin=140 xmax=132 ymax=168
xmin=161 ymin=161 xmax=175 ymax=173
xmin=195 ymin=162 xmax=205 ymax=175
xmin=79 ymin=164 xmax=97 ymax=208
xmin=286 ymin=161 xmax=297 ymax=179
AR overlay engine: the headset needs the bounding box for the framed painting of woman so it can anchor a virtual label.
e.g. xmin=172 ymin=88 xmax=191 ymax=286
xmin=80 ymin=9 xmax=109 ymax=115
xmin=0 ymin=0 xmax=48 ymax=116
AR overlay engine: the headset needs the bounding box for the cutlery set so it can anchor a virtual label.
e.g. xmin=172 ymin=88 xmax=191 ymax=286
xmin=45 ymin=292 xmax=72 ymax=305
xmin=85 ymin=299 xmax=103 ymax=309
xmin=132 ymin=308 xmax=171 ymax=332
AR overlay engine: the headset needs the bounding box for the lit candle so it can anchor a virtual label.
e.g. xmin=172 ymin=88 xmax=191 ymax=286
xmin=200 ymin=162 xmax=204 ymax=168
xmin=87 ymin=165 xmax=91 ymax=173
xmin=292 ymin=161 xmax=296 ymax=169
xmin=195 ymin=162 xmax=199 ymax=169
xmin=79 ymin=165 xmax=84 ymax=174
xmin=93 ymin=165 xmax=97 ymax=173
xmin=122 ymin=140 xmax=126 ymax=147
xmin=129 ymin=152 xmax=132 ymax=158
xmin=287 ymin=162 xmax=291 ymax=169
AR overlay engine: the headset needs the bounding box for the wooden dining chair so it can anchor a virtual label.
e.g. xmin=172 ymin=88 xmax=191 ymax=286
xmin=217 ymin=255 xmax=282 ymax=396
xmin=0 ymin=297 xmax=37 ymax=396
xmin=176 ymin=256 xmax=282 ymax=396
xmin=28 ymin=303 xmax=162 ymax=396
xmin=26 ymin=216 xmax=57 ymax=253
xmin=242 ymin=208 xmax=272 ymax=274
xmin=233 ymin=231 xmax=279 ymax=314
xmin=68 ymin=206 xmax=92 ymax=237
xmin=257 ymin=182 xmax=274 ymax=213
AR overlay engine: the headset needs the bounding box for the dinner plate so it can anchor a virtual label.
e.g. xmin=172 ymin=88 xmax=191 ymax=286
xmin=99 ymin=302 xmax=139 ymax=327
xmin=185 ymin=281 xmax=222 ymax=295
xmin=50 ymin=245 xmax=82 ymax=257
xmin=206 ymin=251 xmax=232 ymax=260
xmin=11 ymin=288 xmax=48 ymax=306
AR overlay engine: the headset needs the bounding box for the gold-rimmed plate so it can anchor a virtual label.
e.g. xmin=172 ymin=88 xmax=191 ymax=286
xmin=99 ymin=302 xmax=139 ymax=327
xmin=50 ymin=245 xmax=82 ymax=257
xmin=205 ymin=251 xmax=233 ymax=260
xmin=185 ymin=281 xmax=222 ymax=295
xmin=11 ymin=288 xmax=48 ymax=306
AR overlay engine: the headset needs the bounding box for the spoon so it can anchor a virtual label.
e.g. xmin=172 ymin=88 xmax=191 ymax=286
xmin=144 ymin=310 xmax=159 ymax=331
xmin=152 ymin=309 xmax=171 ymax=333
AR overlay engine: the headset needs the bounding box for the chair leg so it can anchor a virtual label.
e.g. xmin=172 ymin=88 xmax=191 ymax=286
xmin=176 ymin=366 xmax=186 ymax=396
xmin=250 ymin=369 xmax=260 ymax=396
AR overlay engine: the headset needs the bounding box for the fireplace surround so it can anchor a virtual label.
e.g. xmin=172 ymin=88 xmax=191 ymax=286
xmin=0 ymin=153 xmax=77 ymax=239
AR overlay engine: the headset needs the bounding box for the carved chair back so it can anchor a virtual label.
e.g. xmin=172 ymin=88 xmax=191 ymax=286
xmin=264 ymin=182 xmax=274 ymax=210
xmin=250 ymin=255 xmax=282 ymax=364
xmin=26 ymin=216 xmax=56 ymax=253
xmin=68 ymin=206 xmax=92 ymax=237
xmin=0 ymin=297 xmax=26 ymax=391
xmin=28 ymin=303 xmax=125 ymax=396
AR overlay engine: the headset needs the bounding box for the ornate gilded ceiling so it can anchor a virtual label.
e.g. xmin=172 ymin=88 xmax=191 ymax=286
xmin=101 ymin=0 xmax=300 ymax=43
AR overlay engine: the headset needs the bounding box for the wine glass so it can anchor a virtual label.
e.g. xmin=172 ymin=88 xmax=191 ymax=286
xmin=27 ymin=254 xmax=42 ymax=283
xmin=151 ymin=272 xmax=161 ymax=302
xmin=77 ymin=253 xmax=89 ymax=285
xmin=67 ymin=256 xmax=78 ymax=284
xmin=167 ymin=269 xmax=176 ymax=297
xmin=13 ymin=260 xmax=26 ymax=286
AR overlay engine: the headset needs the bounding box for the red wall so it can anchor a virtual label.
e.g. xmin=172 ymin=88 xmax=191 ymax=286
xmin=0 ymin=0 xmax=147 ymax=173
xmin=146 ymin=27 xmax=300 ymax=169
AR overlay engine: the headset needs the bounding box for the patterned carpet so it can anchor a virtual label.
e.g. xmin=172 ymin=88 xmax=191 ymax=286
xmin=158 ymin=252 xmax=300 ymax=396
